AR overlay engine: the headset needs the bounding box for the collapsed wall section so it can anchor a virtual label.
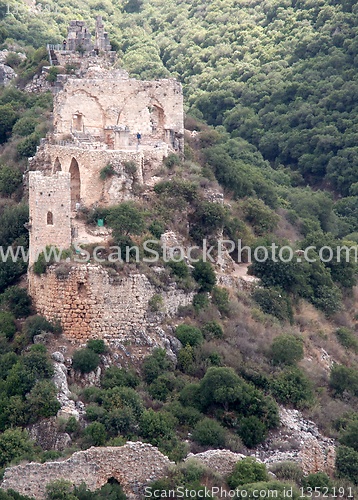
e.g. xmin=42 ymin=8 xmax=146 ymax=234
xmin=1 ymin=442 xmax=173 ymax=499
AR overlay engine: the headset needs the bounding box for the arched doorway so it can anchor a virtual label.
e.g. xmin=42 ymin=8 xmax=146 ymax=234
xmin=72 ymin=112 xmax=84 ymax=132
xmin=53 ymin=157 xmax=62 ymax=173
xmin=149 ymin=103 xmax=164 ymax=134
xmin=69 ymin=157 xmax=81 ymax=210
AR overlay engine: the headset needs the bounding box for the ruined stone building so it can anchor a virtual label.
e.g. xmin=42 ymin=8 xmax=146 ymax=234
xmin=27 ymin=19 xmax=188 ymax=347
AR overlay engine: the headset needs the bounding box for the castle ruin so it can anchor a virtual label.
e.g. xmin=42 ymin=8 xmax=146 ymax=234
xmin=27 ymin=18 xmax=187 ymax=344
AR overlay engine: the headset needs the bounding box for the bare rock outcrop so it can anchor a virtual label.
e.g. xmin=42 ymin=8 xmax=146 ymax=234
xmin=1 ymin=442 xmax=174 ymax=499
xmin=255 ymin=408 xmax=336 ymax=475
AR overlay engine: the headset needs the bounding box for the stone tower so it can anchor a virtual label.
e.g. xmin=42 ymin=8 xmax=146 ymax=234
xmin=94 ymin=16 xmax=111 ymax=52
xmin=28 ymin=171 xmax=71 ymax=265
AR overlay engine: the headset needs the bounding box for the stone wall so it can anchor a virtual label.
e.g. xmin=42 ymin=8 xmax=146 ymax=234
xmin=28 ymin=264 xmax=193 ymax=346
xmin=53 ymin=69 xmax=184 ymax=150
xmin=29 ymin=142 xmax=146 ymax=207
xmin=28 ymin=171 xmax=71 ymax=265
xmin=0 ymin=442 xmax=173 ymax=499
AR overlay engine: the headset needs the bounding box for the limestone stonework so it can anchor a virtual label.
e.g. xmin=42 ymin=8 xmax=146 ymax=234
xmin=28 ymin=18 xmax=184 ymax=268
xmin=28 ymin=264 xmax=193 ymax=345
xmin=1 ymin=442 xmax=173 ymax=499
xmin=28 ymin=171 xmax=71 ymax=265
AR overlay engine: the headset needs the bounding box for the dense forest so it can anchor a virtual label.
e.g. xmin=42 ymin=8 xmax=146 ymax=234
xmin=0 ymin=0 xmax=358 ymax=498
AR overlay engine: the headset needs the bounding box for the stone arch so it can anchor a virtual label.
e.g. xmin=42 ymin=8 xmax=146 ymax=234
xmin=46 ymin=211 xmax=53 ymax=225
xmin=69 ymin=157 xmax=81 ymax=210
xmin=53 ymin=157 xmax=62 ymax=173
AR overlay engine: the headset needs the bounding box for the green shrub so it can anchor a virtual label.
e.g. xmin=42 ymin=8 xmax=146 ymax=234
xmin=192 ymin=261 xmax=216 ymax=292
xmin=12 ymin=116 xmax=38 ymax=137
xmin=142 ymin=348 xmax=173 ymax=384
xmin=0 ymin=428 xmax=34 ymax=468
xmin=175 ymin=324 xmax=204 ymax=347
xmin=269 ymin=462 xmax=303 ymax=483
xmin=340 ymin=419 xmax=358 ymax=451
xmin=1 ymin=286 xmax=32 ymax=317
xmin=0 ymin=311 xmax=16 ymax=341
xmin=235 ymin=481 xmax=300 ymax=499
xmin=163 ymin=153 xmax=180 ymax=169
xmin=17 ymin=132 xmax=40 ymax=158
xmin=192 ymin=417 xmax=226 ymax=447
xmin=253 ymin=288 xmax=293 ymax=322
xmin=139 ymin=409 xmax=177 ymax=445
xmin=26 ymin=380 xmax=61 ymax=421
xmin=270 ymin=335 xmax=304 ymax=366
xmin=335 ymin=327 xmax=358 ymax=353
xmin=101 ymin=366 xmax=139 ymax=389
xmin=177 ymin=345 xmax=195 ymax=374
xmin=242 ymin=198 xmax=279 ymax=235
xmin=301 ymin=472 xmax=332 ymax=490
xmin=192 ymin=292 xmax=209 ymax=312
xmin=167 ymin=260 xmax=189 ymax=279
xmin=148 ymin=294 xmax=164 ymax=312
xmin=124 ymin=160 xmax=137 ymax=177
xmin=23 ymin=315 xmax=61 ymax=341
xmin=46 ymin=66 xmax=60 ymax=83
xmin=271 ymin=367 xmax=313 ymax=408
xmin=165 ymin=401 xmax=202 ymax=427
xmin=329 ymin=364 xmax=358 ymax=396
xmin=238 ymin=416 xmax=268 ymax=448
xmin=87 ymin=339 xmax=107 ymax=354
xmin=202 ymin=321 xmax=224 ymax=339
xmin=228 ymin=457 xmax=269 ymax=488
xmin=211 ymin=286 xmax=230 ymax=316
xmin=72 ymin=348 xmax=100 ymax=374
xmin=335 ymin=446 xmax=358 ymax=485
xmin=179 ymin=383 xmax=202 ymax=409
xmin=148 ymin=372 xmax=177 ymax=402
xmin=149 ymin=220 xmax=165 ymax=238
xmin=84 ymin=422 xmax=107 ymax=446
xmin=45 ymin=479 xmax=75 ymax=500
xmin=100 ymin=163 xmax=116 ymax=180
xmin=0 ymin=165 xmax=22 ymax=196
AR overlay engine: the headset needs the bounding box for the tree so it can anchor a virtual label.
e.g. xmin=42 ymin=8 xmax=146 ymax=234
xmin=107 ymin=202 xmax=145 ymax=238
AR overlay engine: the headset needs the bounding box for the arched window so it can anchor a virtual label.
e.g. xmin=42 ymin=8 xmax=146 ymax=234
xmin=47 ymin=211 xmax=53 ymax=225
xmin=69 ymin=157 xmax=81 ymax=210
xmin=53 ymin=157 xmax=62 ymax=173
